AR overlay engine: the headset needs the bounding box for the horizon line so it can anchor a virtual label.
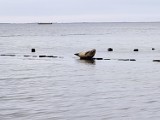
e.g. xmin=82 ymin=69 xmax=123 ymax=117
xmin=0 ymin=21 xmax=160 ymax=24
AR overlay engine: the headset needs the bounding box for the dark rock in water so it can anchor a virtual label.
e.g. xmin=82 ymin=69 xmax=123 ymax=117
xmin=103 ymin=59 xmax=111 ymax=60
xmin=96 ymin=58 xmax=103 ymax=60
xmin=46 ymin=55 xmax=58 ymax=58
xmin=24 ymin=55 xmax=30 ymax=57
xmin=24 ymin=55 xmax=38 ymax=57
xmin=133 ymin=49 xmax=139 ymax=52
xmin=130 ymin=59 xmax=136 ymax=61
xmin=118 ymin=59 xmax=130 ymax=61
xmin=31 ymin=48 xmax=36 ymax=52
xmin=0 ymin=54 xmax=15 ymax=57
xmin=153 ymin=60 xmax=160 ymax=62
xmin=118 ymin=59 xmax=136 ymax=61
xmin=152 ymin=48 xmax=155 ymax=50
xmin=39 ymin=55 xmax=58 ymax=58
xmin=108 ymin=48 xmax=113 ymax=51
xmin=32 ymin=55 xmax=37 ymax=57
xmin=93 ymin=58 xmax=103 ymax=60
xmin=39 ymin=55 xmax=46 ymax=57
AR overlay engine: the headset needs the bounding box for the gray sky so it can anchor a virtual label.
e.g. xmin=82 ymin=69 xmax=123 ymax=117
xmin=0 ymin=0 xmax=160 ymax=23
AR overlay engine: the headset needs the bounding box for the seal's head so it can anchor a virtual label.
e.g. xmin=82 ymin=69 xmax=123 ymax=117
xmin=74 ymin=53 xmax=79 ymax=56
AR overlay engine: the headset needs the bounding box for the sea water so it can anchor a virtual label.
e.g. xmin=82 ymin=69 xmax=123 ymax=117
xmin=0 ymin=22 xmax=160 ymax=120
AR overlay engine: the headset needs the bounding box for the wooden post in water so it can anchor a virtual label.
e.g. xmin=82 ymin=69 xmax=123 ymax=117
xmin=31 ymin=48 xmax=36 ymax=52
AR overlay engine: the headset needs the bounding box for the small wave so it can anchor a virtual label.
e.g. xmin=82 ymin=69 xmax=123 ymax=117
xmin=0 ymin=75 xmax=64 ymax=81
xmin=60 ymin=33 xmax=108 ymax=36
xmin=61 ymin=33 xmax=87 ymax=36
xmin=145 ymin=100 xmax=157 ymax=104
xmin=0 ymin=35 xmax=23 ymax=37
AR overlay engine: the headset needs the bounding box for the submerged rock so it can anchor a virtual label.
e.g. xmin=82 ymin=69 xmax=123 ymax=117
xmin=118 ymin=59 xmax=136 ymax=61
xmin=24 ymin=55 xmax=30 ymax=57
xmin=133 ymin=49 xmax=139 ymax=52
xmin=93 ymin=58 xmax=103 ymax=60
xmin=130 ymin=59 xmax=136 ymax=61
xmin=103 ymin=59 xmax=111 ymax=60
xmin=39 ymin=55 xmax=46 ymax=57
xmin=39 ymin=55 xmax=58 ymax=58
xmin=153 ymin=60 xmax=160 ymax=62
xmin=0 ymin=54 xmax=15 ymax=57
xmin=32 ymin=55 xmax=38 ymax=57
xmin=118 ymin=59 xmax=130 ymax=61
xmin=46 ymin=55 xmax=58 ymax=58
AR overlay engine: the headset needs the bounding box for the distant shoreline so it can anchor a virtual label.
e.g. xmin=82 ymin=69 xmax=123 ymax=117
xmin=38 ymin=23 xmax=53 ymax=24
xmin=0 ymin=21 xmax=160 ymax=24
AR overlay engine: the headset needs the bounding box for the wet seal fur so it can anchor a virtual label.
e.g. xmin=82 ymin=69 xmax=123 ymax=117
xmin=74 ymin=49 xmax=96 ymax=60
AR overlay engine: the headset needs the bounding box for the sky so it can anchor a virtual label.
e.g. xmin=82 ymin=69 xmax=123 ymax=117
xmin=0 ymin=0 xmax=160 ymax=23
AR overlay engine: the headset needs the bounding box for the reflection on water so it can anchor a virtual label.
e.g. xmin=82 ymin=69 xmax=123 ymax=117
xmin=76 ymin=59 xmax=96 ymax=65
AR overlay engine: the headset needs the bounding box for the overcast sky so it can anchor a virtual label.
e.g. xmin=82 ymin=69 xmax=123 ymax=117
xmin=0 ymin=0 xmax=160 ymax=23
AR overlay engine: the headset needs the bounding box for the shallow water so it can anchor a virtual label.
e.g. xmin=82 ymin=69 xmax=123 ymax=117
xmin=0 ymin=22 xmax=160 ymax=120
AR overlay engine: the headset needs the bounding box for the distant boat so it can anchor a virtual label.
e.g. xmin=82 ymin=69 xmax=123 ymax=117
xmin=38 ymin=23 xmax=53 ymax=25
xmin=74 ymin=49 xmax=96 ymax=59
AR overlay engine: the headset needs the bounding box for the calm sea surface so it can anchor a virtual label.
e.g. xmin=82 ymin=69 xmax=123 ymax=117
xmin=0 ymin=22 xmax=160 ymax=120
